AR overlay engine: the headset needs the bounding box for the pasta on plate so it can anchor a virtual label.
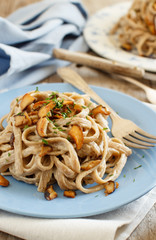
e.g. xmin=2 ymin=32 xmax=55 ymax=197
xmin=0 ymin=89 xmax=131 ymax=198
xmin=110 ymin=0 xmax=156 ymax=57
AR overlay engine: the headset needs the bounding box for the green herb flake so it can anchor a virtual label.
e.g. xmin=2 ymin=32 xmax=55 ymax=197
xmin=134 ymin=165 xmax=142 ymax=170
xmin=142 ymin=155 xmax=145 ymax=158
xmin=23 ymin=125 xmax=29 ymax=130
xmin=67 ymin=106 xmax=72 ymax=113
xmin=95 ymin=195 xmax=99 ymax=198
xmin=65 ymin=122 xmax=71 ymax=126
xmin=35 ymin=86 xmax=39 ymax=92
xmin=42 ymin=139 xmax=49 ymax=145
xmin=53 ymin=131 xmax=57 ymax=134
xmin=16 ymin=112 xmax=24 ymax=116
xmin=46 ymin=117 xmax=53 ymax=124
xmin=123 ymin=174 xmax=126 ymax=178
xmin=109 ymin=174 xmax=113 ymax=177
xmin=133 ymin=179 xmax=135 ymax=182
xmin=16 ymin=98 xmax=19 ymax=103
xmin=58 ymin=127 xmax=66 ymax=132
xmin=87 ymin=103 xmax=92 ymax=108
xmin=62 ymin=112 xmax=67 ymax=119
xmin=46 ymin=111 xmax=51 ymax=117
xmin=8 ymin=153 xmax=11 ymax=157
xmin=103 ymin=128 xmax=108 ymax=131
xmin=81 ymin=105 xmax=87 ymax=109
xmin=54 ymin=123 xmax=59 ymax=127
xmin=67 ymin=136 xmax=71 ymax=141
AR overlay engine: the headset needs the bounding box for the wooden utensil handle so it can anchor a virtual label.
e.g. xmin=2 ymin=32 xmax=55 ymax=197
xmin=53 ymin=48 xmax=144 ymax=79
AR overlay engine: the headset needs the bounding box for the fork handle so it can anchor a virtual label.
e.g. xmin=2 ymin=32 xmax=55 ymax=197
xmin=57 ymin=67 xmax=119 ymax=119
xmin=53 ymin=48 xmax=145 ymax=80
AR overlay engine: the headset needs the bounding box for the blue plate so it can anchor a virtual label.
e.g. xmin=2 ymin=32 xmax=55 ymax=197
xmin=0 ymin=83 xmax=156 ymax=218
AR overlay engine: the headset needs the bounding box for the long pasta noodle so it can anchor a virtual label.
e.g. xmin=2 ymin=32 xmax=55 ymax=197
xmin=110 ymin=0 xmax=156 ymax=57
xmin=0 ymin=89 xmax=132 ymax=195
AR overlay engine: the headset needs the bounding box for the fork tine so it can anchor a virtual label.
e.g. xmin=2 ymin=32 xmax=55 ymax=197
xmin=125 ymin=135 xmax=155 ymax=147
xmin=136 ymin=128 xmax=156 ymax=140
xmin=122 ymin=139 xmax=150 ymax=149
xmin=132 ymin=132 xmax=156 ymax=143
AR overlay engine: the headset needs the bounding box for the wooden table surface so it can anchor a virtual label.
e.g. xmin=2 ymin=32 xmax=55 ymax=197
xmin=0 ymin=0 xmax=156 ymax=239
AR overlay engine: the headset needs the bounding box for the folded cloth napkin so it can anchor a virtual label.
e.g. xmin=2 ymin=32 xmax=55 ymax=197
xmin=0 ymin=186 xmax=155 ymax=240
xmin=0 ymin=0 xmax=88 ymax=90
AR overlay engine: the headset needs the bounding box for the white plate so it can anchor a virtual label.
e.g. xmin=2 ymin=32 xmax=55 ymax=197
xmin=84 ymin=1 xmax=156 ymax=72
xmin=0 ymin=83 xmax=156 ymax=218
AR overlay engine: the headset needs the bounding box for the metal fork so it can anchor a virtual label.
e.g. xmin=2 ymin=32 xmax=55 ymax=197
xmin=57 ymin=67 xmax=156 ymax=149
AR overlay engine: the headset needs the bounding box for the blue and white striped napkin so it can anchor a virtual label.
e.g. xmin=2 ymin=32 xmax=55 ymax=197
xmin=0 ymin=0 xmax=88 ymax=90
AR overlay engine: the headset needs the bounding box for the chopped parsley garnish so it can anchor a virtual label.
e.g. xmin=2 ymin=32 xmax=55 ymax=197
xmin=23 ymin=125 xmax=29 ymax=130
xmin=65 ymin=122 xmax=71 ymax=126
xmin=103 ymin=128 xmax=108 ymax=131
xmin=57 ymin=127 xmax=66 ymax=132
xmin=54 ymin=123 xmax=59 ymax=127
xmin=66 ymin=106 xmax=72 ymax=115
xmin=46 ymin=116 xmax=53 ymax=123
xmin=53 ymin=126 xmax=66 ymax=132
xmin=16 ymin=112 xmax=24 ymax=116
xmin=123 ymin=174 xmax=126 ymax=178
xmin=35 ymin=86 xmax=39 ymax=92
xmin=109 ymin=174 xmax=113 ymax=177
xmin=42 ymin=139 xmax=49 ymax=145
xmin=134 ymin=165 xmax=142 ymax=170
xmin=67 ymin=136 xmax=71 ymax=141
xmin=55 ymin=99 xmax=64 ymax=109
xmin=16 ymin=98 xmax=19 ymax=103
xmin=43 ymin=101 xmax=50 ymax=106
xmin=46 ymin=111 xmax=51 ymax=117
xmin=81 ymin=105 xmax=87 ymax=109
xmin=8 ymin=153 xmax=11 ymax=157
xmin=62 ymin=112 xmax=68 ymax=119
xmin=87 ymin=103 xmax=92 ymax=108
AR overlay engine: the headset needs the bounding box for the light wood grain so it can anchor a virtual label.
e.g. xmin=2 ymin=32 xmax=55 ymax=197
xmin=0 ymin=0 xmax=156 ymax=240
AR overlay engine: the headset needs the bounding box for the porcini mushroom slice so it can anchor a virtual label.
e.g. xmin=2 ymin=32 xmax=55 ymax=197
xmin=104 ymin=181 xmax=115 ymax=195
xmin=23 ymin=111 xmax=32 ymax=126
xmin=33 ymin=100 xmax=51 ymax=110
xmin=14 ymin=115 xmax=28 ymax=127
xmin=74 ymin=104 xmax=83 ymax=113
xmin=36 ymin=117 xmax=48 ymax=137
xmin=64 ymin=190 xmax=76 ymax=198
xmin=20 ymin=93 xmax=35 ymax=111
xmin=39 ymin=145 xmax=52 ymax=157
xmin=0 ymin=175 xmax=9 ymax=187
xmin=91 ymin=105 xmax=110 ymax=117
xmin=121 ymin=43 xmax=132 ymax=51
xmin=63 ymin=100 xmax=74 ymax=106
xmin=81 ymin=160 xmax=101 ymax=171
xmin=44 ymin=185 xmax=57 ymax=200
xmin=38 ymin=102 xmax=55 ymax=118
xmin=68 ymin=125 xmax=84 ymax=150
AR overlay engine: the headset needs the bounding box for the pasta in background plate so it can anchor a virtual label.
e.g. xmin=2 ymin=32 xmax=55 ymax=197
xmin=110 ymin=0 xmax=156 ymax=57
xmin=0 ymin=89 xmax=131 ymax=198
